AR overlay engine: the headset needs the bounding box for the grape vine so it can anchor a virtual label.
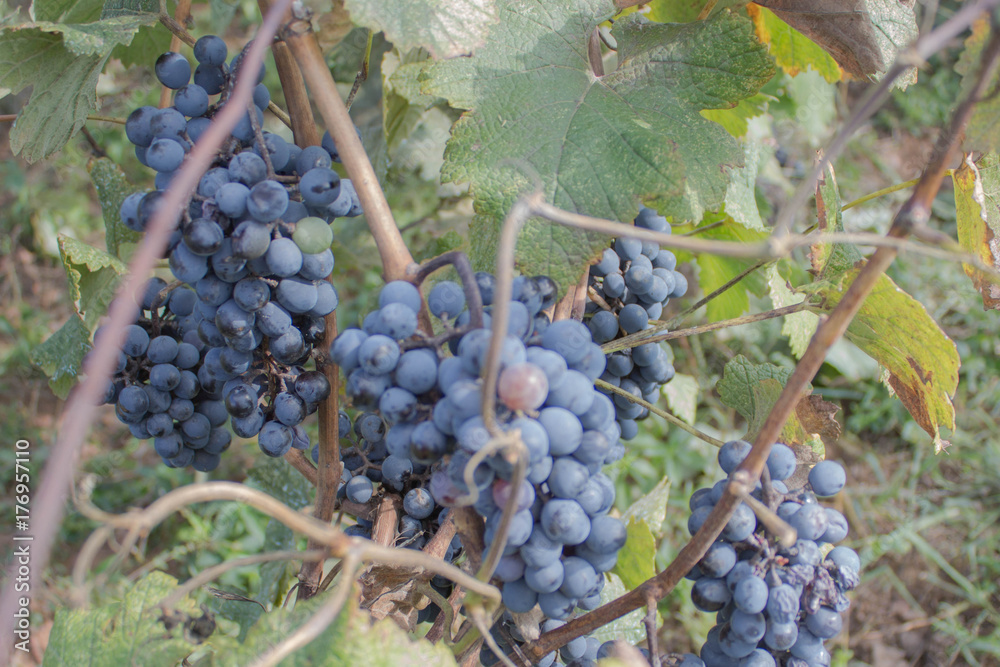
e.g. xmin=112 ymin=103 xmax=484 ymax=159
xmin=4 ymin=2 xmax=1000 ymax=667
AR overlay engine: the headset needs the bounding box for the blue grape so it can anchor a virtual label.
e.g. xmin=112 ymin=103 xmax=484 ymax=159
xmin=146 ymin=138 xmax=185 ymax=172
xmin=247 ymin=179 xmax=288 ymax=222
xmin=276 ymin=278 xmax=318 ymax=313
xmin=299 ymin=167 xmax=341 ymax=206
xmin=193 ymin=35 xmax=227 ymax=65
xmin=258 ymin=420 xmax=293 ymax=457
xmin=155 ymin=52 xmax=191 ymax=89
xmin=808 ymin=460 xmax=846 ymax=497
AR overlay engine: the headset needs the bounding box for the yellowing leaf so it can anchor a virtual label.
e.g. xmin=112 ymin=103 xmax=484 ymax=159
xmin=747 ymin=5 xmax=842 ymax=82
xmin=956 ymin=19 xmax=1000 ymax=155
xmin=758 ymin=0 xmax=917 ymax=87
xmin=953 ymin=153 xmax=1000 ymax=310
xmin=805 ymin=270 xmax=959 ymax=452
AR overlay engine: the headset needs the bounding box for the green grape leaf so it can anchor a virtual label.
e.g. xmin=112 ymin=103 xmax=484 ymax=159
xmin=663 ymin=372 xmax=699 ymax=425
xmin=701 ymin=92 xmax=772 ymax=138
xmin=716 ymin=355 xmax=839 ymax=446
xmin=612 ymin=476 xmax=670 ymax=590
xmin=952 ymin=153 xmax=1000 ymax=310
xmin=35 ymin=0 xmax=103 ymax=22
xmin=592 ymin=573 xmax=647 ymax=645
xmin=209 ymin=595 xmax=458 ymax=667
xmin=43 ymin=572 xmax=199 ymax=667
xmin=766 ymin=264 xmax=818 ymax=358
xmin=691 ymin=217 xmax=769 ymax=322
xmin=956 ymin=19 xmax=1000 ymax=155
xmin=747 ymin=5 xmax=842 ymax=82
xmin=100 ymin=0 xmax=158 ymax=18
xmin=0 ymin=11 xmax=157 ymax=161
xmin=30 ymin=314 xmax=91 ymax=398
xmin=621 ymin=475 xmax=671 ymax=534
xmin=111 ymin=22 xmax=170 ymax=67
xmin=426 ymin=4 xmax=774 ymax=292
xmin=803 ymin=269 xmax=958 ymax=452
xmin=246 ymin=457 xmax=313 ymax=510
xmin=58 ymin=234 xmax=128 ymax=328
xmin=759 ymin=0 xmax=917 ymax=87
xmin=611 ymin=518 xmax=657 ymax=591
xmin=724 ymin=140 xmax=765 ymax=231
xmin=87 ymin=157 xmax=142 ymax=258
xmin=344 ymin=0 xmax=498 ymax=59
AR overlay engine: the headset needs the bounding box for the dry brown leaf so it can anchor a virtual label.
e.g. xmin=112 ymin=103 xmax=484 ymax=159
xmin=756 ymin=0 xmax=917 ymax=82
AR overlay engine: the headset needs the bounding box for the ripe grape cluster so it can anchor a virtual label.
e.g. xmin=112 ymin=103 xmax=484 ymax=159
xmin=98 ymin=282 xmax=233 ymax=471
xmin=587 ymin=207 xmax=689 ymax=440
xmin=682 ymin=442 xmax=858 ymax=667
xmin=329 ymin=272 xmax=628 ymax=627
xmin=106 ymin=35 xmax=364 ymax=467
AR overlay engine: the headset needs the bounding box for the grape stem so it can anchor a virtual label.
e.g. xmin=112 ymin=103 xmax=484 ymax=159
xmin=412 ymin=250 xmax=485 ymax=329
xmin=280 ymin=9 xmax=415 ymax=282
xmin=601 ymin=301 xmax=810 ymax=354
xmin=594 ymin=378 xmax=725 ymax=448
xmin=0 ymin=6 xmax=296 ymax=659
xmin=523 ymin=18 xmax=1000 ymax=661
xmin=258 ymin=0 xmax=319 ymax=146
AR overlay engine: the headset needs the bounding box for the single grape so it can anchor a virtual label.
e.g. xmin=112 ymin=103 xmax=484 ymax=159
xmin=292 ymin=216 xmax=334 ymax=254
xmin=498 ymin=362 xmax=549 ymax=411
xmin=155 ymin=52 xmax=191 ymax=89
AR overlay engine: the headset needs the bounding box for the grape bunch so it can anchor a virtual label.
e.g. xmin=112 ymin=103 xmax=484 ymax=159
xmin=329 ymin=271 xmax=628 ymax=625
xmin=586 ymin=207 xmax=689 ymax=440
xmin=681 ymin=441 xmax=858 ymax=667
xmin=107 ymin=34 xmax=368 ymax=466
xmin=97 ymin=281 xmax=233 ymax=471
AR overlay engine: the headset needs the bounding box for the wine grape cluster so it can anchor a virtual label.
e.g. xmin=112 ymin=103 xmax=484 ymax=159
xmin=329 ymin=271 xmax=628 ymax=633
xmin=97 ymin=281 xmax=234 ymax=471
xmin=587 ymin=207 xmax=689 ymax=440
xmin=104 ymin=35 xmax=364 ymax=468
xmin=680 ymin=441 xmax=858 ymax=667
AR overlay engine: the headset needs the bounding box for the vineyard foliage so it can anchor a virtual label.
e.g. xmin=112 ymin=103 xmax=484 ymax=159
xmin=3 ymin=0 xmax=999 ymax=663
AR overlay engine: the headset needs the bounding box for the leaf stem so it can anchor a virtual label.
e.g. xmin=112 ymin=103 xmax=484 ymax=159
xmin=602 ymin=302 xmax=810 ymax=354
xmin=594 ymin=379 xmax=724 ymax=448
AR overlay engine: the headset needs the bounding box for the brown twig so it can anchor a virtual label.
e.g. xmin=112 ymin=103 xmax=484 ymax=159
xmin=257 ymin=0 xmax=320 ymax=147
xmin=0 ymin=6 xmax=294 ymax=662
xmin=284 ymin=448 xmax=318 ymax=485
xmin=280 ymin=10 xmax=414 ymax=281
